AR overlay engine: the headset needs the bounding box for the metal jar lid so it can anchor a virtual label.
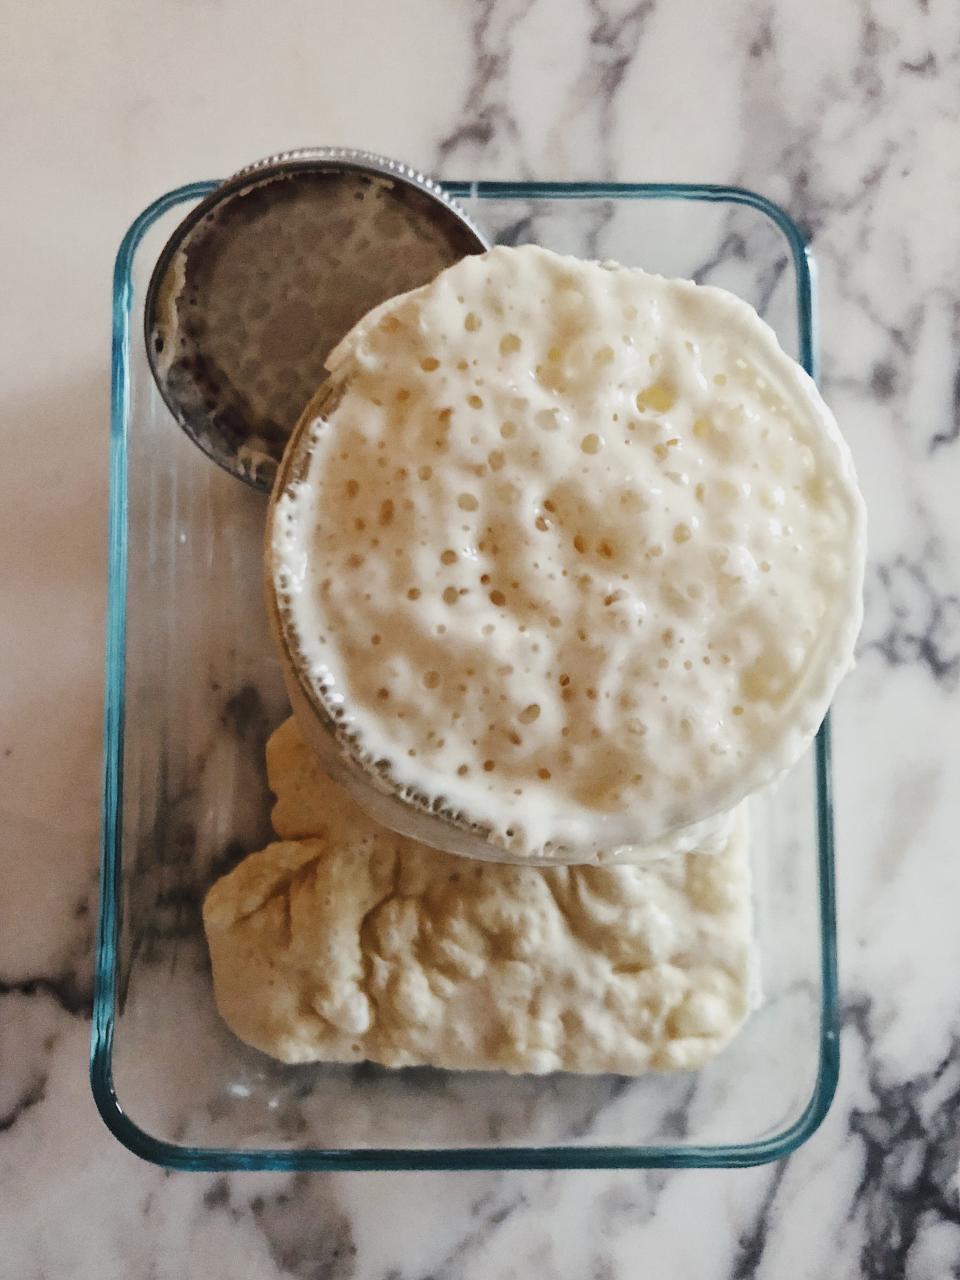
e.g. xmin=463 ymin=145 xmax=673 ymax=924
xmin=145 ymin=148 xmax=490 ymax=491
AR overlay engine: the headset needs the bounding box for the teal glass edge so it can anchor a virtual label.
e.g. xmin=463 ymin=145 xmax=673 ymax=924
xmin=92 ymin=179 xmax=839 ymax=1171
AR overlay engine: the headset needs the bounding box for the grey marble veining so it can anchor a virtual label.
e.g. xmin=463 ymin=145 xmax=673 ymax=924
xmin=2 ymin=0 xmax=960 ymax=1276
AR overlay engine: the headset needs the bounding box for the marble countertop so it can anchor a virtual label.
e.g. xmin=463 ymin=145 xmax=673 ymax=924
xmin=3 ymin=1 xmax=959 ymax=1275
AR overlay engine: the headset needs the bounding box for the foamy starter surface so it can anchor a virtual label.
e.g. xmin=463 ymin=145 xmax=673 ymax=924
xmin=271 ymin=245 xmax=865 ymax=859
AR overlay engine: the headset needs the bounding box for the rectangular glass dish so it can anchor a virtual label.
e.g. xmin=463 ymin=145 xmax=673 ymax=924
xmin=93 ymin=180 xmax=839 ymax=1170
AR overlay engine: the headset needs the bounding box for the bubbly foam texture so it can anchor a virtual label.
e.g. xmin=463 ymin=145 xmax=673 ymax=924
xmin=273 ymin=245 xmax=865 ymax=859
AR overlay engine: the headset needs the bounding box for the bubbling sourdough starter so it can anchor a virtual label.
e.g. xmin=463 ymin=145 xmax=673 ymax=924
xmin=272 ymin=245 xmax=866 ymax=861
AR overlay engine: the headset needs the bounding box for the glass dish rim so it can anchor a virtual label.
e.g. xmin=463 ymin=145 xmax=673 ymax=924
xmin=92 ymin=178 xmax=839 ymax=1172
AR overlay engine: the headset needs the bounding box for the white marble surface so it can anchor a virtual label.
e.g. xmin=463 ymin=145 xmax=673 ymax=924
xmin=2 ymin=0 xmax=959 ymax=1275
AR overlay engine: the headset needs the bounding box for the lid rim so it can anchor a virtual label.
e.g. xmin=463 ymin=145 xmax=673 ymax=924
xmin=222 ymin=147 xmax=489 ymax=248
xmin=143 ymin=148 xmax=490 ymax=492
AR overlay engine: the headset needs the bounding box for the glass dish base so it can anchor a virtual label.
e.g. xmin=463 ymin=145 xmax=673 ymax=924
xmin=93 ymin=180 xmax=838 ymax=1170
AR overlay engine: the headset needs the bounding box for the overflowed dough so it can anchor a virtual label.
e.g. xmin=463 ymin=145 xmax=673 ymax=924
xmin=203 ymin=718 xmax=752 ymax=1074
